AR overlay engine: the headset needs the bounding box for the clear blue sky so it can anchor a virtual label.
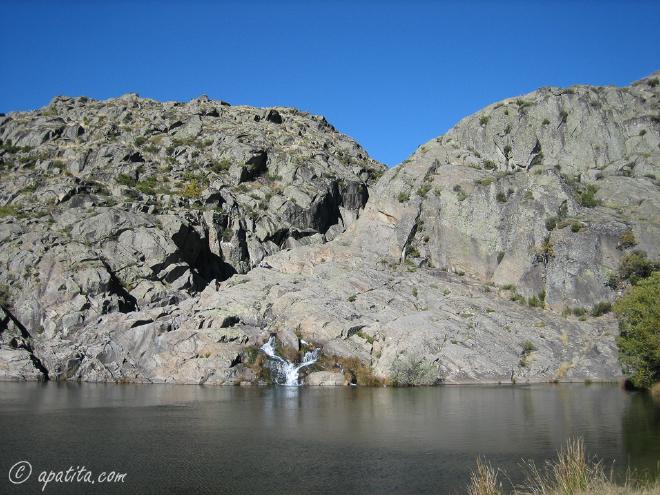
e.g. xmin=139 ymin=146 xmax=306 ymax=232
xmin=1 ymin=1 xmax=659 ymax=166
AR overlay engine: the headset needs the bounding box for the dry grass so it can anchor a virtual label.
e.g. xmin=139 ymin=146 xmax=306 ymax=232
xmin=466 ymin=438 xmax=659 ymax=495
xmin=521 ymin=438 xmax=597 ymax=494
xmin=468 ymin=458 xmax=502 ymax=495
xmin=315 ymin=354 xmax=385 ymax=386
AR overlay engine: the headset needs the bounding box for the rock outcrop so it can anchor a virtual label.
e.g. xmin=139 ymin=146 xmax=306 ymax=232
xmin=0 ymin=94 xmax=383 ymax=380
xmin=1 ymin=72 xmax=658 ymax=385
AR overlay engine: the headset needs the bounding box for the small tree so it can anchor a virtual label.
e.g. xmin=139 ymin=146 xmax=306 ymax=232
xmin=614 ymin=272 xmax=659 ymax=388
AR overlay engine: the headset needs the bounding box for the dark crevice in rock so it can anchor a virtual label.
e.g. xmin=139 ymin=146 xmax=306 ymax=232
xmin=100 ymin=259 xmax=138 ymax=313
xmin=130 ymin=319 xmax=154 ymax=328
xmin=165 ymin=222 xmax=237 ymax=288
xmin=220 ymin=316 xmax=240 ymax=328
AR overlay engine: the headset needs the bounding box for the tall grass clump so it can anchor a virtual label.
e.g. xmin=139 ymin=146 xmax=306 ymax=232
xmin=467 ymin=458 xmax=502 ymax=495
xmin=465 ymin=437 xmax=660 ymax=494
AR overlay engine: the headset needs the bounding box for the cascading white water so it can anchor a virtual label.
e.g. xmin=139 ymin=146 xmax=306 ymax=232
xmin=260 ymin=336 xmax=320 ymax=386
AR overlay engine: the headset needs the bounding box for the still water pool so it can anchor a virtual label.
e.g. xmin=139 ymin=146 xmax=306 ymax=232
xmin=0 ymin=383 xmax=657 ymax=494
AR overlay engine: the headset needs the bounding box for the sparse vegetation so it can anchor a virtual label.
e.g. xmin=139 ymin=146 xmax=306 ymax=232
xmin=475 ymin=177 xmax=494 ymax=187
xmin=398 ymin=191 xmax=410 ymax=203
xmin=211 ymin=158 xmax=231 ymax=173
xmin=466 ymin=437 xmax=660 ymax=495
xmin=618 ymin=250 xmax=656 ymax=285
xmin=0 ymin=205 xmax=21 ymax=218
xmin=527 ymin=291 xmax=546 ymax=308
xmin=577 ymin=184 xmax=601 ymax=207
xmin=535 ymin=236 xmax=555 ymax=263
xmin=591 ymin=301 xmax=612 ymax=317
xmin=115 ymin=174 xmax=136 ymax=187
xmin=390 ymin=354 xmax=437 ymax=386
xmin=519 ymin=340 xmax=537 ymax=367
xmin=417 ymin=183 xmax=432 ymax=198
xmin=180 ymin=180 xmax=202 ymax=198
xmin=453 ymin=184 xmax=467 ymax=201
xmin=618 ymin=229 xmax=637 ymax=249
xmin=563 ymin=306 xmax=588 ymax=318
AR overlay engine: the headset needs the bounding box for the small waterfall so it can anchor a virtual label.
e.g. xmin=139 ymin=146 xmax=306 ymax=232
xmin=260 ymin=336 xmax=320 ymax=386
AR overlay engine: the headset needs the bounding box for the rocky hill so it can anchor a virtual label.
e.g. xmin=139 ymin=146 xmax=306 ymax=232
xmin=0 ymin=73 xmax=658 ymax=385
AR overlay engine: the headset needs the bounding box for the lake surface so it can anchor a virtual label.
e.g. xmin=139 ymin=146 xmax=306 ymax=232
xmin=0 ymin=383 xmax=658 ymax=494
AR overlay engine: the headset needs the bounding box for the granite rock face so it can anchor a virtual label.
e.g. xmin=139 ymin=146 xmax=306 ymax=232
xmin=351 ymin=72 xmax=660 ymax=309
xmin=0 ymin=94 xmax=383 ymax=381
xmin=1 ymin=73 xmax=658 ymax=384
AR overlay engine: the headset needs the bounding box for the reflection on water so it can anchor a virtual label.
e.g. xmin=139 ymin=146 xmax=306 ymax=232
xmin=0 ymin=383 xmax=657 ymax=494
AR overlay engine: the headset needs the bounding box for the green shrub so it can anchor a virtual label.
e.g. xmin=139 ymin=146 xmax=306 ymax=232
xmin=180 ymin=180 xmax=202 ymax=199
xmin=527 ymin=294 xmax=544 ymax=308
xmin=510 ymin=291 xmax=526 ymax=304
xmin=614 ymin=272 xmax=660 ymax=388
xmin=416 ymin=183 xmax=432 ymax=198
xmin=571 ymin=222 xmax=583 ymax=233
xmin=639 ymin=129 xmax=647 ymax=136
xmin=577 ymin=184 xmax=600 ymax=207
xmin=496 ymin=192 xmax=507 ymax=203
xmin=479 ymin=115 xmax=489 ymax=126
xmin=347 ymin=294 xmax=357 ymax=303
xmin=210 ymin=159 xmax=231 ymax=173
xmin=0 ymin=205 xmax=21 ymax=218
xmin=136 ymin=177 xmax=159 ymax=195
xmin=563 ymin=307 xmax=587 ymax=317
xmin=521 ymin=340 xmax=537 ymax=354
xmin=503 ymin=145 xmax=512 ymax=156
xmin=475 ymin=177 xmax=494 ymax=187
xmin=116 ymin=174 xmax=136 ymax=187
xmin=648 ymin=77 xmax=659 ymax=88
xmin=619 ymin=250 xmax=655 ymax=284
xmin=545 ymin=217 xmax=558 ymax=231
xmin=390 ymin=355 xmax=436 ymax=386
xmin=356 ymin=330 xmax=375 ymax=345
xmin=483 ymin=160 xmax=496 ymax=170
xmin=591 ymin=301 xmax=612 ymax=317
xmin=398 ymin=191 xmax=410 ymax=203
xmin=542 ymin=118 xmax=550 ymax=126
xmin=519 ymin=340 xmax=537 ymax=367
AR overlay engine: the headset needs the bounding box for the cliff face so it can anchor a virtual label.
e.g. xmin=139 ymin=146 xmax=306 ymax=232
xmin=0 ymin=73 xmax=657 ymax=385
xmin=0 ymin=94 xmax=384 ymax=380
xmin=350 ymin=72 xmax=660 ymax=309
